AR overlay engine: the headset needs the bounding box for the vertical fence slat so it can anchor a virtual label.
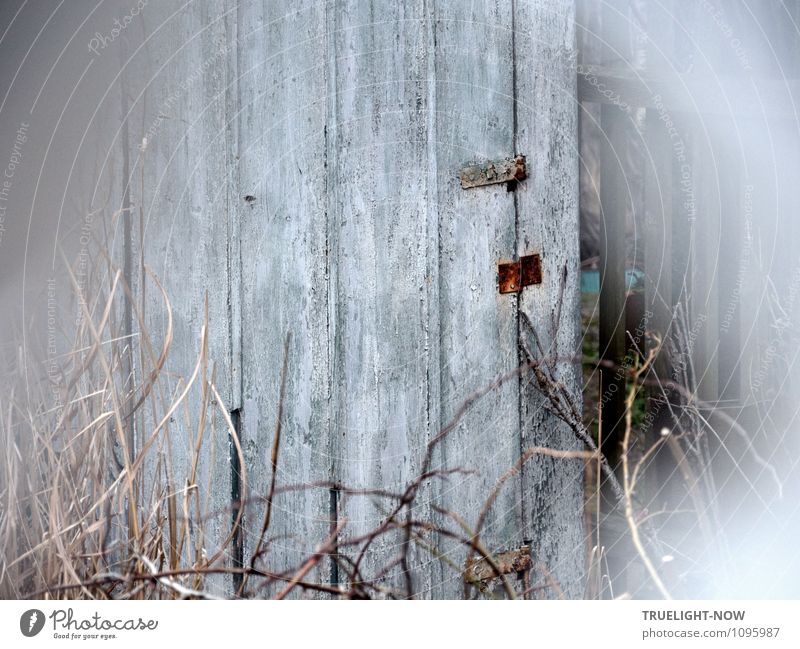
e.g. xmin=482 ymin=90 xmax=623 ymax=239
xmin=690 ymin=125 xmax=721 ymax=404
xmin=238 ymin=2 xmax=332 ymax=595
xmin=432 ymin=0 xmax=520 ymax=599
xmin=644 ymin=110 xmax=674 ymax=388
xmin=515 ymin=0 xmax=585 ymax=598
xmin=329 ymin=0 xmax=433 ymax=595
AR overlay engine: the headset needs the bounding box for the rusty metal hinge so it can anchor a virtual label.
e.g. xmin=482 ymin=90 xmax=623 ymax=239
xmin=460 ymin=155 xmax=526 ymax=189
xmin=465 ymin=545 xmax=532 ymax=586
xmin=498 ymin=254 xmax=542 ymax=294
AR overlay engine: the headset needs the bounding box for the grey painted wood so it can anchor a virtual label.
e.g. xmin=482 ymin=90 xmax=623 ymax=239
xmin=122 ymin=0 xmax=582 ymax=598
xmin=431 ymin=0 xmax=521 ymax=599
xmin=237 ymin=2 xmax=332 ymax=596
xmin=328 ymin=0 xmax=434 ymax=596
xmin=515 ymin=0 xmax=585 ymax=598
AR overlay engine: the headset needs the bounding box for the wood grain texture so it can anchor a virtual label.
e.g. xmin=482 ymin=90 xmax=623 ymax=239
xmin=515 ymin=0 xmax=585 ymax=598
xmin=237 ymin=1 xmax=332 ymax=596
xmin=327 ymin=0 xmax=433 ymax=596
xmin=431 ymin=0 xmax=522 ymax=599
xmin=122 ymin=0 xmax=583 ymax=598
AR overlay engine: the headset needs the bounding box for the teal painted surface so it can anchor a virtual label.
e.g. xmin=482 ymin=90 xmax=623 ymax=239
xmin=582 ymin=268 xmax=645 ymax=293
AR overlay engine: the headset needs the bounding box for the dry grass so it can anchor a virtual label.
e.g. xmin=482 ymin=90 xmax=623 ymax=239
xmin=1 ymin=247 xmax=593 ymax=600
xmin=0 ymin=244 xmax=240 ymax=599
xmin=1 ymin=244 xmax=750 ymax=600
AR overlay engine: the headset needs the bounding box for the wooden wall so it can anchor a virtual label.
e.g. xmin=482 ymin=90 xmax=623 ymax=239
xmin=118 ymin=0 xmax=583 ymax=598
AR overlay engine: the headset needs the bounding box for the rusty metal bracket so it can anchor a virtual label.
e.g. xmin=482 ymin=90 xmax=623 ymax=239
xmin=465 ymin=545 xmax=532 ymax=586
xmin=498 ymin=254 xmax=542 ymax=294
xmin=460 ymin=155 xmax=526 ymax=189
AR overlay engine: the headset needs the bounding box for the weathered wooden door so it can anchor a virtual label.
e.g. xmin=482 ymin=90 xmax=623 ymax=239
xmin=124 ymin=0 xmax=583 ymax=598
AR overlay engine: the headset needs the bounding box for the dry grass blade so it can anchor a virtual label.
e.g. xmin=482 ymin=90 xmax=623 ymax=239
xmin=239 ymin=332 xmax=291 ymax=597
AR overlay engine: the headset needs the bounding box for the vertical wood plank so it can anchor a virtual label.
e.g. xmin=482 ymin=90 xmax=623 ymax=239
xmin=691 ymin=126 xmax=721 ymax=404
xmin=328 ymin=0 xmax=433 ymax=596
xmin=237 ymin=1 xmax=332 ymax=596
xmin=643 ymin=0 xmax=676 ymax=383
xmin=432 ymin=0 xmax=520 ymax=599
xmin=597 ymin=26 xmax=629 ymax=460
xmin=596 ymin=104 xmax=629 ymax=592
xmin=515 ymin=0 xmax=585 ymax=598
xmin=644 ymin=111 xmax=674 ymax=387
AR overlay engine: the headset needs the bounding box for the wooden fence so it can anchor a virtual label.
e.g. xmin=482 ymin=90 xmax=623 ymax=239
xmin=116 ymin=0 xmax=585 ymax=598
